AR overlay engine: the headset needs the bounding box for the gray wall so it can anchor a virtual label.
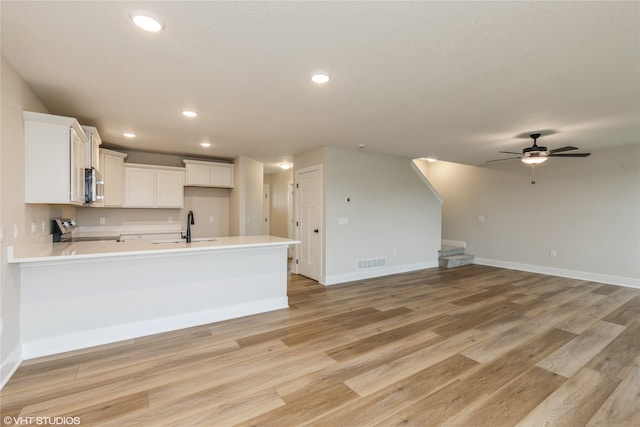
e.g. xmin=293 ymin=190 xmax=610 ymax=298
xmin=296 ymin=147 xmax=442 ymax=285
xmin=421 ymin=144 xmax=640 ymax=286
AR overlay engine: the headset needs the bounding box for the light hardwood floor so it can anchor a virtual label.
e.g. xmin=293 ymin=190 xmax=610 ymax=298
xmin=2 ymin=265 xmax=639 ymax=426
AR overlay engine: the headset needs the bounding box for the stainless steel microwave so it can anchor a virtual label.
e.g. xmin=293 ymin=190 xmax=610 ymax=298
xmin=84 ymin=168 xmax=104 ymax=205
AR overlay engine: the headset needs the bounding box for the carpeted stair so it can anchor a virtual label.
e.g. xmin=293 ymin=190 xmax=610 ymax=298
xmin=438 ymin=246 xmax=474 ymax=268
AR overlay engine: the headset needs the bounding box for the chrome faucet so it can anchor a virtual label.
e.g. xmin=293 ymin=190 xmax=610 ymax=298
xmin=185 ymin=210 xmax=195 ymax=243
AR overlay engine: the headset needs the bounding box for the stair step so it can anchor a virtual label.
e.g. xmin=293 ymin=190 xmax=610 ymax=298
xmin=439 ymin=254 xmax=475 ymax=268
xmin=438 ymin=246 xmax=466 ymax=257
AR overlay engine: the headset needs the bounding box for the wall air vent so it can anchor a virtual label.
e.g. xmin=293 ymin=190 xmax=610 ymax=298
xmin=357 ymin=257 xmax=387 ymax=270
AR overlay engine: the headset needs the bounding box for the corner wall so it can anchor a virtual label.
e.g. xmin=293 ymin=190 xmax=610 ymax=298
xmin=420 ymin=145 xmax=640 ymax=287
xmin=229 ymin=156 xmax=263 ymax=236
xmin=295 ymin=147 xmax=442 ymax=285
xmin=1 ymin=56 xmax=74 ymax=388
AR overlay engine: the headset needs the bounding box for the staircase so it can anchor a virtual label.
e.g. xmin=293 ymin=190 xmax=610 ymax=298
xmin=438 ymin=246 xmax=474 ymax=268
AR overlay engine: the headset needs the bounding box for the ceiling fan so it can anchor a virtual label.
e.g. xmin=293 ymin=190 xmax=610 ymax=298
xmin=488 ymin=133 xmax=591 ymax=164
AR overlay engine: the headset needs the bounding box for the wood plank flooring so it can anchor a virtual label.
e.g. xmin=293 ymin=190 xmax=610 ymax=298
xmin=2 ymin=265 xmax=639 ymax=426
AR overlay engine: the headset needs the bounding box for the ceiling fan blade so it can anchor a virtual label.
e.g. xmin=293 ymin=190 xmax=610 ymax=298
xmin=499 ymin=151 xmax=523 ymax=155
xmin=486 ymin=157 xmax=521 ymax=163
xmin=549 ymin=146 xmax=578 ymax=154
xmin=549 ymin=153 xmax=591 ymax=157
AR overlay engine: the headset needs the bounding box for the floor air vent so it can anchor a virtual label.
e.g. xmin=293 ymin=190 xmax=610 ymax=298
xmin=357 ymin=257 xmax=387 ymax=270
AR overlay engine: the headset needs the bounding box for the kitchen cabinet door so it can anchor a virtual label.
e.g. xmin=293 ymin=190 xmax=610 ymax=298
xmin=124 ymin=164 xmax=185 ymax=208
xmin=24 ymin=111 xmax=88 ymax=205
xmin=210 ymin=164 xmax=234 ymax=188
xmin=100 ymin=149 xmax=127 ymax=207
xmin=183 ymin=159 xmax=234 ymax=188
xmin=156 ymin=169 xmax=184 ymax=208
xmin=124 ymin=166 xmax=155 ymax=207
xmin=70 ymin=128 xmax=86 ymax=204
xmin=185 ymin=162 xmax=210 ymax=186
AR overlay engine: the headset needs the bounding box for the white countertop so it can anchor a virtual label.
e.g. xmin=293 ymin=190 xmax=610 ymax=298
xmin=8 ymin=235 xmax=299 ymax=264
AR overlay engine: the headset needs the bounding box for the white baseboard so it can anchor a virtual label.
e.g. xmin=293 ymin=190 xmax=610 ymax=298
xmin=22 ymin=297 xmax=288 ymax=360
xmin=322 ymin=260 xmax=439 ymax=286
xmin=475 ymin=257 xmax=640 ymax=289
xmin=1 ymin=345 xmax=22 ymax=390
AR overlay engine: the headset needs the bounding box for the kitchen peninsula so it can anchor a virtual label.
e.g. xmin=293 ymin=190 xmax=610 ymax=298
xmin=9 ymin=236 xmax=298 ymax=359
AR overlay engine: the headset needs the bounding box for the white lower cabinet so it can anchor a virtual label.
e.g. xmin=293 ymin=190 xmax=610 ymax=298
xmin=124 ymin=164 xmax=184 ymax=208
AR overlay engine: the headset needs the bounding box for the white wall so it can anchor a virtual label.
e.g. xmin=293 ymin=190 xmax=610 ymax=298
xmin=295 ymin=147 xmax=442 ymax=285
xmin=229 ymin=156 xmax=264 ymax=236
xmin=264 ymin=169 xmax=293 ymax=239
xmin=421 ymin=144 xmax=640 ymax=287
xmin=1 ymin=56 xmax=77 ymax=387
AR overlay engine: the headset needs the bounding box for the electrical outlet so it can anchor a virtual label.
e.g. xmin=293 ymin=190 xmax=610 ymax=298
xmin=31 ymin=223 xmax=37 ymax=236
xmin=13 ymin=224 xmax=18 ymax=239
xmin=168 ymin=217 xmax=173 ymax=223
xmin=99 ymin=217 xmax=106 ymax=225
xmin=549 ymin=250 xmax=557 ymax=258
xmin=210 ymin=216 xmax=214 ymax=223
xmin=477 ymin=215 xmax=485 ymax=223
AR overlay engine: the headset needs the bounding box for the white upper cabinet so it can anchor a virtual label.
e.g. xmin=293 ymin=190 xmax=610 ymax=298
xmin=183 ymin=159 xmax=234 ymax=188
xmin=24 ymin=111 xmax=88 ymax=205
xmin=81 ymin=125 xmax=102 ymax=171
xmin=100 ymin=148 xmax=127 ymax=207
xmin=124 ymin=164 xmax=184 ymax=208
xmin=155 ymin=169 xmax=185 ymax=208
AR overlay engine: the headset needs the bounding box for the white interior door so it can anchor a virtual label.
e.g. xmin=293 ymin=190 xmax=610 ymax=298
xmin=295 ymin=166 xmax=322 ymax=281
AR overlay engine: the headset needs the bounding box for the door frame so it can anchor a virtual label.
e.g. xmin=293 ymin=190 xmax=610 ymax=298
xmin=294 ymin=164 xmax=323 ymax=282
xmin=262 ymin=184 xmax=270 ymax=235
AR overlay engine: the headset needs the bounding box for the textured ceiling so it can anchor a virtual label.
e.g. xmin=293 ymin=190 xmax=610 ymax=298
xmin=2 ymin=1 xmax=638 ymax=172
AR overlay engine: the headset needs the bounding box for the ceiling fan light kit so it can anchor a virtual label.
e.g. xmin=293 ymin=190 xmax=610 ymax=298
xmin=488 ymin=132 xmax=591 ymax=183
xmin=521 ymin=156 xmax=548 ymax=165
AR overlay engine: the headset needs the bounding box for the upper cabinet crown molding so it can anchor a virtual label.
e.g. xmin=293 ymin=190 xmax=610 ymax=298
xmin=183 ymin=159 xmax=234 ymax=188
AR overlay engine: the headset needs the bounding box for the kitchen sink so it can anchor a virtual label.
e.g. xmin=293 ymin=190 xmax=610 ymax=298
xmin=151 ymin=238 xmax=217 ymax=244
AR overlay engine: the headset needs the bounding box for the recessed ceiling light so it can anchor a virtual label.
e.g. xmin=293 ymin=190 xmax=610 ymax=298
xmin=130 ymin=10 xmax=164 ymax=32
xmin=279 ymin=163 xmax=292 ymax=170
xmin=424 ymin=158 xmax=438 ymax=163
xmin=123 ymin=132 xmax=136 ymax=138
xmin=358 ymin=144 xmax=367 ymax=149
xmin=200 ymin=142 xmax=211 ymax=148
xmin=182 ymin=110 xmax=198 ymax=118
xmin=311 ymin=71 xmax=331 ymax=84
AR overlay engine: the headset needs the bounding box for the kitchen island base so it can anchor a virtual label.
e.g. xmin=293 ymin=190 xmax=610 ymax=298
xmin=15 ymin=242 xmax=290 ymax=359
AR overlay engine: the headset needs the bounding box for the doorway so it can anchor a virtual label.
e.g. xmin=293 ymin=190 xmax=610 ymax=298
xmin=262 ymin=184 xmax=270 ymax=235
xmin=295 ymin=165 xmax=322 ymax=281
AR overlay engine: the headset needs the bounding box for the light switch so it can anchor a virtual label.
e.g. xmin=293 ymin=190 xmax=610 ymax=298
xmin=338 ymin=217 xmax=349 ymax=225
